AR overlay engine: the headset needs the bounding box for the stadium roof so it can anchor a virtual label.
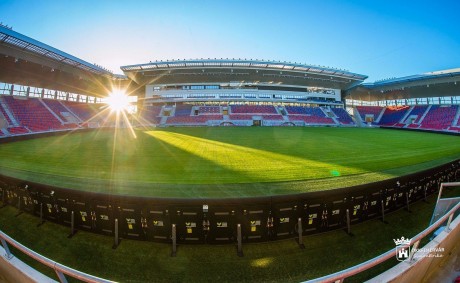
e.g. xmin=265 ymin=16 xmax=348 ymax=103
xmin=0 ymin=25 xmax=114 ymax=77
xmin=121 ymin=59 xmax=367 ymax=90
xmin=121 ymin=59 xmax=367 ymax=81
xmin=361 ymin=68 xmax=460 ymax=88
xmin=346 ymin=68 xmax=460 ymax=101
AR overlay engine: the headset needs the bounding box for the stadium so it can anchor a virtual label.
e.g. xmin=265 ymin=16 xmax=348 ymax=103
xmin=0 ymin=4 xmax=460 ymax=283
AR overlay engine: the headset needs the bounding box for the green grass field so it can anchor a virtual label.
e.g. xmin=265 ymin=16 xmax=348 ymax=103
xmin=0 ymin=127 xmax=459 ymax=198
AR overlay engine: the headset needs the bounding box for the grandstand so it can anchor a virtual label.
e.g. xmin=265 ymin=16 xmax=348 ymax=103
xmin=1 ymin=24 xmax=458 ymax=135
xmin=0 ymin=23 xmax=460 ymax=283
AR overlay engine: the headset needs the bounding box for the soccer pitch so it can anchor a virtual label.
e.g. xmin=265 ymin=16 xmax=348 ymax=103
xmin=0 ymin=127 xmax=459 ymax=198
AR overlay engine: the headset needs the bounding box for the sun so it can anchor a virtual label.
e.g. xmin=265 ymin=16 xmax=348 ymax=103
xmin=106 ymin=90 xmax=130 ymax=112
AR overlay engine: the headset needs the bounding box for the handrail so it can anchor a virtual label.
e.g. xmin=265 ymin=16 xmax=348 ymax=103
xmin=0 ymin=230 xmax=115 ymax=283
xmin=304 ymin=200 xmax=460 ymax=283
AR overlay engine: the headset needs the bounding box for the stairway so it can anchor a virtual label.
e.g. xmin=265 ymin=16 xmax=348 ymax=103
xmin=400 ymin=106 xmax=414 ymax=124
xmin=353 ymin=107 xmax=364 ymax=127
xmin=59 ymin=101 xmax=83 ymax=123
xmin=160 ymin=116 xmax=168 ymax=125
xmin=320 ymin=106 xmax=339 ymax=125
xmin=39 ymin=99 xmax=64 ymax=123
xmin=417 ymin=105 xmax=432 ymax=124
xmin=375 ymin=107 xmax=386 ymax=123
xmin=451 ymin=105 xmax=460 ymax=126
xmin=0 ymin=96 xmax=20 ymax=126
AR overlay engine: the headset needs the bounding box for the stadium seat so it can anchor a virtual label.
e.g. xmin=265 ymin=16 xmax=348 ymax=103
xmin=198 ymin=106 xmax=221 ymax=114
xmin=229 ymin=114 xmax=253 ymax=120
xmin=355 ymin=106 xmax=383 ymax=123
xmin=166 ymin=115 xmax=223 ymax=125
xmin=62 ymin=101 xmax=104 ymax=122
xmin=406 ymin=105 xmax=429 ymax=124
xmin=3 ymin=96 xmax=65 ymax=132
xmin=285 ymin=106 xmax=335 ymax=124
xmin=331 ymin=108 xmax=354 ymax=125
xmin=174 ymin=104 xmax=194 ymax=116
xmin=0 ymin=101 xmax=14 ymax=126
xmin=230 ymin=105 xmax=277 ymax=114
xmin=378 ymin=106 xmax=410 ymax=126
xmin=418 ymin=105 xmax=458 ymax=130
xmin=43 ymin=99 xmax=79 ymax=125
xmin=7 ymin=126 xmax=30 ymax=134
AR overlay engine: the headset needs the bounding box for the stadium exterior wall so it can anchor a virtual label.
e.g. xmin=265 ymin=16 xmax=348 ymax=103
xmin=0 ymin=130 xmax=458 ymax=244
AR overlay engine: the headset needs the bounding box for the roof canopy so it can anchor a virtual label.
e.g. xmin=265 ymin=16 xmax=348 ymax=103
xmin=121 ymin=59 xmax=367 ymax=81
xmin=0 ymin=26 xmax=113 ymax=77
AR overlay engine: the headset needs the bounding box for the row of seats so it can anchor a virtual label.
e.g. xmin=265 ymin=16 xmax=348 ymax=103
xmin=174 ymin=104 xmax=193 ymax=116
xmin=0 ymin=99 xmax=14 ymax=125
xmin=3 ymin=97 xmax=457 ymax=134
xmin=141 ymin=106 xmax=163 ymax=124
xmin=331 ymin=108 xmax=354 ymax=125
xmin=0 ymin=96 xmax=108 ymax=136
xmin=166 ymin=115 xmax=223 ymax=124
xmin=141 ymin=105 xmax=346 ymax=125
xmin=228 ymin=114 xmax=254 ymax=120
xmin=378 ymin=106 xmax=410 ymax=126
xmin=7 ymin=126 xmax=29 ymax=135
xmin=407 ymin=105 xmax=429 ymax=123
xmin=62 ymin=101 xmax=103 ymax=122
xmin=419 ymin=105 xmax=458 ymax=130
xmin=355 ymin=106 xmax=384 ymax=122
xmin=288 ymin=115 xmax=335 ymax=124
xmin=356 ymin=105 xmax=460 ymax=132
xmin=3 ymin=96 xmax=66 ymax=132
xmin=230 ymin=105 xmax=277 ymax=114
xmin=43 ymin=99 xmax=76 ymax=122
xmin=199 ymin=106 xmax=220 ymax=114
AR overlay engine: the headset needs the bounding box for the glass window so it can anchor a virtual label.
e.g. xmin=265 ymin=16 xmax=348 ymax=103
xmin=12 ymin=84 xmax=27 ymax=97
xmin=43 ymin=89 xmax=55 ymax=99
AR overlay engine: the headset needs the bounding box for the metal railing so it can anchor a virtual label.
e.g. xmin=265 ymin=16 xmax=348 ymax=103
xmin=0 ymin=230 xmax=115 ymax=283
xmin=304 ymin=182 xmax=460 ymax=283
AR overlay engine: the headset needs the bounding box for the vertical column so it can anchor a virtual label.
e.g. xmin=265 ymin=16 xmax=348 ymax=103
xmin=405 ymin=192 xmax=410 ymax=212
xmin=237 ymin=224 xmax=243 ymax=257
xmin=297 ymin=217 xmax=305 ymax=249
xmin=381 ymin=200 xmax=385 ymax=223
xmin=171 ymin=224 xmax=177 ymax=257
xmin=113 ymin=218 xmax=119 ymax=249
xmin=68 ymin=211 xmax=76 ymax=238
xmin=346 ymin=209 xmax=351 ymax=235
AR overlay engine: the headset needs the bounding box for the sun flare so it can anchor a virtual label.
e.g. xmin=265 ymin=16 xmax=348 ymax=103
xmin=106 ymin=90 xmax=130 ymax=112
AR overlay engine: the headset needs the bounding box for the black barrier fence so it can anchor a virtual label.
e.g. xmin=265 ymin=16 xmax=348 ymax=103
xmin=0 ymin=159 xmax=459 ymax=245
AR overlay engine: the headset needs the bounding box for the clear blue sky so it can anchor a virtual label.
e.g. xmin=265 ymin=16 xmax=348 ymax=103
xmin=1 ymin=0 xmax=459 ymax=81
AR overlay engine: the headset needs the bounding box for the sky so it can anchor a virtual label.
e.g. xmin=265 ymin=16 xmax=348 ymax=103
xmin=0 ymin=0 xmax=459 ymax=81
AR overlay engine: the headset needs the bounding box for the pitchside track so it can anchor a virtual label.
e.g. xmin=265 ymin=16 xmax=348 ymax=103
xmin=0 ymin=127 xmax=459 ymax=198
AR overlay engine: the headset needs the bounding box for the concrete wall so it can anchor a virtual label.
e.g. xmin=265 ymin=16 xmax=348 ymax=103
xmin=0 ymin=246 xmax=57 ymax=283
xmin=368 ymin=212 xmax=460 ymax=283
